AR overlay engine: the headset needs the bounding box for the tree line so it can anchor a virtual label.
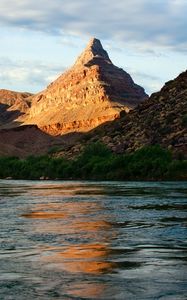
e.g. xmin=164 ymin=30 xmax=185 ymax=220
xmin=0 ymin=143 xmax=186 ymax=180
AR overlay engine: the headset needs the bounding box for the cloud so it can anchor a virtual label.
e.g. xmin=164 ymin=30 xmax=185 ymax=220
xmin=0 ymin=58 xmax=65 ymax=92
xmin=129 ymin=70 xmax=161 ymax=82
xmin=0 ymin=0 xmax=187 ymax=52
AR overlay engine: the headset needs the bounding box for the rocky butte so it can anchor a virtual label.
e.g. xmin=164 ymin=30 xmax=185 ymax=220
xmin=20 ymin=38 xmax=147 ymax=135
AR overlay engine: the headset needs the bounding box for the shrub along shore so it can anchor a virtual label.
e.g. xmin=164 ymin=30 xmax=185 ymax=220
xmin=0 ymin=143 xmax=186 ymax=180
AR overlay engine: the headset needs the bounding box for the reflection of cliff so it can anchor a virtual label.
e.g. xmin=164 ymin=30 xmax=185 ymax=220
xmin=67 ymin=281 xmax=108 ymax=299
xmin=42 ymin=244 xmax=115 ymax=274
xmin=23 ymin=197 xmax=117 ymax=274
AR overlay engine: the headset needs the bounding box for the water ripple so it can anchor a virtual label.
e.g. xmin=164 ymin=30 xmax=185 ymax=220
xmin=0 ymin=180 xmax=187 ymax=300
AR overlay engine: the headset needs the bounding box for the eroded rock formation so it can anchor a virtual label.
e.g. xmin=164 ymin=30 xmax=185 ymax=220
xmin=0 ymin=89 xmax=32 ymax=128
xmin=23 ymin=38 xmax=147 ymax=134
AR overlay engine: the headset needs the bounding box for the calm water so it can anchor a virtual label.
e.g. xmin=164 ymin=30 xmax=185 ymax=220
xmin=0 ymin=180 xmax=187 ymax=300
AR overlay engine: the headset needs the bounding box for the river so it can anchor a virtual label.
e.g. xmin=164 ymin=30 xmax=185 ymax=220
xmin=0 ymin=180 xmax=187 ymax=299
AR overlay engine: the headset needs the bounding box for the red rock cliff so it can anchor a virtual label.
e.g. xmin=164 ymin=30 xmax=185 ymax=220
xmin=22 ymin=38 xmax=148 ymax=135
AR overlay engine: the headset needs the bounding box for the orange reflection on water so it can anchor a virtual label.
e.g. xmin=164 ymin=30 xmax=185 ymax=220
xmin=23 ymin=201 xmax=104 ymax=216
xmin=56 ymin=243 xmax=109 ymax=259
xmin=42 ymin=243 xmax=115 ymax=274
xmin=22 ymin=198 xmax=116 ymax=275
xmin=26 ymin=218 xmax=112 ymax=239
xmin=67 ymin=282 xmax=108 ymax=299
xmin=21 ymin=195 xmax=117 ymax=299
xmin=22 ymin=211 xmax=67 ymax=219
xmin=22 ymin=201 xmax=113 ymax=236
xmin=29 ymin=184 xmax=103 ymax=198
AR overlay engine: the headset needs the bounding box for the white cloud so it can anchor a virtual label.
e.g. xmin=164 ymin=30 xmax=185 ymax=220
xmin=0 ymin=1 xmax=186 ymax=95
xmin=0 ymin=0 xmax=186 ymax=51
xmin=0 ymin=58 xmax=65 ymax=92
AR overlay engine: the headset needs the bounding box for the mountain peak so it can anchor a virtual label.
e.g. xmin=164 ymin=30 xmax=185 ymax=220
xmin=74 ymin=37 xmax=111 ymax=66
xmin=87 ymin=37 xmax=101 ymax=47
xmin=18 ymin=37 xmax=147 ymax=136
xmin=86 ymin=37 xmax=105 ymax=51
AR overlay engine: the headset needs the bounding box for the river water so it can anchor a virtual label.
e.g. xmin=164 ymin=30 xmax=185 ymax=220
xmin=0 ymin=180 xmax=187 ymax=300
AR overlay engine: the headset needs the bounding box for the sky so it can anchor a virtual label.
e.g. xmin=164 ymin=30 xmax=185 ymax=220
xmin=0 ymin=0 xmax=187 ymax=95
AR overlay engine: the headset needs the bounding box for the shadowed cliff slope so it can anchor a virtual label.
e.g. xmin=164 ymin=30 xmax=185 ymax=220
xmin=61 ymin=70 xmax=187 ymax=158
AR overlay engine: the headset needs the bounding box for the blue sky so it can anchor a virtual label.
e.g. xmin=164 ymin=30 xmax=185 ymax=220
xmin=0 ymin=0 xmax=187 ymax=95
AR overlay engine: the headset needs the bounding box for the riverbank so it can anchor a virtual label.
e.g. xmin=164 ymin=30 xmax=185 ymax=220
xmin=0 ymin=143 xmax=186 ymax=181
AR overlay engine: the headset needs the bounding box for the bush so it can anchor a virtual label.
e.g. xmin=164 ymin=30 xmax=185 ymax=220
xmin=166 ymin=160 xmax=187 ymax=179
xmin=182 ymin=114 xmax=187 ymax=126
xmin=81 ymin=142 xmax=112 ymax=159
xmin=0 ymin=143 xmax=186 ymax=180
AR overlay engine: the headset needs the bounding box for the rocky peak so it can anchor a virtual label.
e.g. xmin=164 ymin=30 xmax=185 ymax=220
xmin=19 ymin=37 xmax=147 ymax=135
xmin=74 ymin=37 xmax=111 ymax=66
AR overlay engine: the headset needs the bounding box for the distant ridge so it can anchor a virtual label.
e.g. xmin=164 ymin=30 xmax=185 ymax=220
xmin=0 ymin=89 xmax=32 ymax=128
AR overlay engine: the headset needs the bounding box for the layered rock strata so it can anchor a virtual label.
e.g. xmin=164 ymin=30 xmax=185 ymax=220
xmin=0 ymin=89 xmax=32 ymax=127
xmin=23 ymin=38 xmax=147 ymax=135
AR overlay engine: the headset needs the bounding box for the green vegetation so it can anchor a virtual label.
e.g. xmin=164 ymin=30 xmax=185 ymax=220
xmin=0 ymin=143 xmax=186 ymax=180
xmin=47 ymin=145 xmax=63 ymax=155
xmin=182 ymin=114 xmax=187 ymax=126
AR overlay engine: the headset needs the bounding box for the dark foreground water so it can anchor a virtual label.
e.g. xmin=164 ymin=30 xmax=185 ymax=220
xmin=0 ymin=180 xmax=187 ymax=300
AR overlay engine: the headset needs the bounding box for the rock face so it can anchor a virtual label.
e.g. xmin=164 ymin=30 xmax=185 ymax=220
xmin=0 ymin=89 xmax=32 ymax=110
xmin=0 ymin=89 xmax=32 ymax=128
xmin=65 ymin=70 xmax=187 ymax=158
xmin=23 ymin=38 xmax=147 ymax=135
